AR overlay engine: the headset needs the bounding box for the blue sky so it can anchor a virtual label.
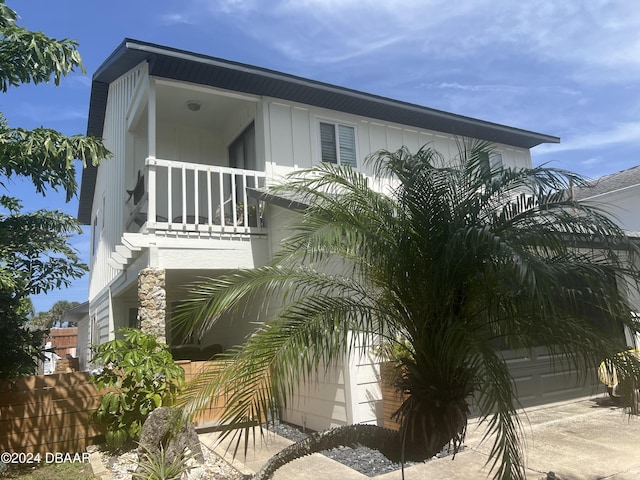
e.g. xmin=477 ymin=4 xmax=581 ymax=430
xmin=4 ymin=0 xmax=640 ymax=313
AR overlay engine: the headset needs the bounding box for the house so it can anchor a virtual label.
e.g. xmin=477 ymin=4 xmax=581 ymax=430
xmin=573 ymin=166 xmax=640 ymax=349
xmin=79 ymin=38 xmax=584 ymax=431
xmin=45 ymin=327 xmax=78 ymax=358
xmin=41 ymin=327 xmax=79 ymax=374
xmin=573 ymin=165 xmax=640 ymax=233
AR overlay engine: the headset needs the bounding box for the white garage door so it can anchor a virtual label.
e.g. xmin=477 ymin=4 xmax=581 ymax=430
xmin=504 ymin=347 xmax=601 ymax=407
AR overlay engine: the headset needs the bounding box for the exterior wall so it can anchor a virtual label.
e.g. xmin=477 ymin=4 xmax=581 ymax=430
xmin=88 ymin=289 xmax=114 ymax=347
xmin=156 ymin=122 xmax=226 ymax=166
xmin=262 ymin=98 xmax=533 ymax=182
xmin=76 ymin=316 xmax=89 ymax=371
xmin=89 ymin=63 xmax=147 ymax=301
xmin=153 ymin=236 xmax=269 ymax=271
xmin=266 ymin=205 xmax=385 ymax=428
xmin=346 ymin=343 xmax=383 ymax=425
xmin=582 ymin=185 xmax=640 ymax=233
xmin=281 ymin=362 xmax=351 ymax=431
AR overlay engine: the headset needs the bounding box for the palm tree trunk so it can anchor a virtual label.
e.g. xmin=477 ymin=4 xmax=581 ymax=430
xmin=252 ymin=424 xmax=428 ymax=480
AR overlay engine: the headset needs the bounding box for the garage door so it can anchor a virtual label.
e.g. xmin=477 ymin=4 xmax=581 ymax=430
xmin=504 ymin=346 xmax=601 ymax=408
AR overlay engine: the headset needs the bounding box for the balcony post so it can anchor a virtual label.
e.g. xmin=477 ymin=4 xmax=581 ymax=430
xmin=147 ymin=77 xmax=157 ymax=224
xmin=147 ymin=158 xmax=156 ymax=224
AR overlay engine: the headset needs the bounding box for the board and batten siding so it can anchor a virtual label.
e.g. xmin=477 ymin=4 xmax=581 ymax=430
xmin=263 ymin=99 xmax=532 ymax=183
xmin=89 ymin=62 xmax=147 ymax=302
xmin=280 ymin=349 xmax=384 ymax=430
xmin=281 ymin=361 xmax=351 ymax=431
xmin=86 ymin=289 xmax=113 ymax=352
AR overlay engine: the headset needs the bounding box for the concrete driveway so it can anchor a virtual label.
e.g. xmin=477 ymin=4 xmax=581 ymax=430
xmin=202 ymin=395 xmax=640 ymax=480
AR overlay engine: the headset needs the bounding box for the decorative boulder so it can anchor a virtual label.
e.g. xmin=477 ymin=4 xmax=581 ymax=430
xmin=138 ymin=407 xmax=204 ymax=464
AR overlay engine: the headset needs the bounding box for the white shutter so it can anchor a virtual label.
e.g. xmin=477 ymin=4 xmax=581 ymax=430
xmin=320 ymin=122 xmax=337 ymax=164
xmin=338 ymin=125 xmax=356 ymax=167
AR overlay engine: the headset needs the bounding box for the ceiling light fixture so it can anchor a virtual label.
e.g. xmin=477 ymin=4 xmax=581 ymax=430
xmin=186 ymin=100 xmax=201 ymax=112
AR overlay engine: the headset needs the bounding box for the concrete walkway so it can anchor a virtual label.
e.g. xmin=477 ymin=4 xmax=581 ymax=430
xmin=199 ymin=395 xmax=640 ymax=480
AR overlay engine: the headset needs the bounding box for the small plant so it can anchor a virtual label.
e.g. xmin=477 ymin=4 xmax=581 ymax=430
xmin=91 ymin=328 xmax=185 ymax=450
xmin=132 ymin=444 xmax=195 ymax=480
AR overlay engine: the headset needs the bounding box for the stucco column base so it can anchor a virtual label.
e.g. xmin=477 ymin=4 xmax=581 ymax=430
xmin=138 ymin=267 xmax=167 ymax=344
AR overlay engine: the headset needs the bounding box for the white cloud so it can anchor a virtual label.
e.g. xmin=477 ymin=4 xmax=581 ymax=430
xmin=157 ymin=12 xmax=196 ymax=25
xmin=438 ymin=82 xmax=527 ymax=95
xmin=191 ymin=0 xmax=640 ymax=81
xmin=535 ymin=122 xmax=640 ymax=155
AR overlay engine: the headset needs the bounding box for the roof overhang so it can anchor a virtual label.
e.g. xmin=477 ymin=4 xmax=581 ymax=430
xmin=247 ymin=187 xmax=309 ymax=212
xmin=60 ymin=301 xmax=90 ymax=324
xmin=78 ymin=38 xmax=560 ymax=224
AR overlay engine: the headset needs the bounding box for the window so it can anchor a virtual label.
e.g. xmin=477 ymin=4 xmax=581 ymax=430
xmin=490 ymin=152 xmax=503 ymax=170
xmin=319 ymin=122 xmax=357 ymax=167
xmin=478 ymin=151 xmax=503 ymax=171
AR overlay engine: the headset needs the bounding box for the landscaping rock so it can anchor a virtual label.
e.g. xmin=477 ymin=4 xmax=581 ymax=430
xmin=138 ymin=407 xmax=204 ymax=464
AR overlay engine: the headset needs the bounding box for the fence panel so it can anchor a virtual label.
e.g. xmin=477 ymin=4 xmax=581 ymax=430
xmin=176 ymin=360 xmax=228 ymax=425
xmin=0 ymin=362 xmax=232 ymax=454
xmin=0 ymin=372 xmax=105 ymax=454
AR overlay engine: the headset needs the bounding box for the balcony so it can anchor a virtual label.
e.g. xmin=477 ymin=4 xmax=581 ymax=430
xmin=126 ymin=157 xmax=268 ymax=236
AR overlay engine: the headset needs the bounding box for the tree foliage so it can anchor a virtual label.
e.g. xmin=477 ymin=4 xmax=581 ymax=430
xmin=175 ymin=140 xmax=640 ymax=479
xmin=91 ymin=329 xmax=185 ymax=451
xmin=0 ymin=1 xmax=109 ymax=380
xmin=30 ymin=300 xmax=81 ymax=329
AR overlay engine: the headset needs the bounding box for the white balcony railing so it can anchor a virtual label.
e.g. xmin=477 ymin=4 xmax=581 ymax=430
xmin=126 ymin=157 xmax=267 ymax=234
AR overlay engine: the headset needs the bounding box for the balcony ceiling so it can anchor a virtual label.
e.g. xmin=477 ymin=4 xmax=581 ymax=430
xmin=156 ymin=83 xmax=248 ymax=130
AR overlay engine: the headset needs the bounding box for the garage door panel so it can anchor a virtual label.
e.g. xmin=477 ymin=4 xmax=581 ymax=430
xmin=505 ymin=347 xmax=600 ymax=408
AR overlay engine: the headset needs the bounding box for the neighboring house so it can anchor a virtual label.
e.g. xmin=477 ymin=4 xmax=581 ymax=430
xmin=573 ymin=165 xmax=640 ymax=232
xmin=574 ymin=167 xmax=640 ymax=349
xmin=79 ymin=39 xmax=576 ymax=430
xmin=46 ymin=327 xmax=78 ymax=358
xmin=43 ymin=327 xmax=80 ymax=374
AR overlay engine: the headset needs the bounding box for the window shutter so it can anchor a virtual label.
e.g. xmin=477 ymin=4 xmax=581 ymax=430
xmin=320 ymin=122 xmax=337 ymax=164
xmin=490 ymin=152 xmax=503 ymax=170
xmin=338 ymin=125 xmax=356 ymax=167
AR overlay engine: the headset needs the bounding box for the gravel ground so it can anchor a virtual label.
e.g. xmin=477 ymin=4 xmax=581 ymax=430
xmin=269 ymin=421 xmax=463 ymax=478
xmin=96 ymin=444 xmax=245 ymax=480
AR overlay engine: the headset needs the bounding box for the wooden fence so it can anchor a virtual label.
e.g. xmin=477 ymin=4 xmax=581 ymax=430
xmin=0 ymin=360 xmax=229 ymax=455
xmin=0 ymin=372 xmax=104 ymax=454
xmin=177 ymin=360 xmax=228 ymax=425
xmin=379 ymin=362 xmax=404 ymax=431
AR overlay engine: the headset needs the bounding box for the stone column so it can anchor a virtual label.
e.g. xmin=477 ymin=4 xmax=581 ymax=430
xmin=138 ymin=267 xmax=167 ymax=344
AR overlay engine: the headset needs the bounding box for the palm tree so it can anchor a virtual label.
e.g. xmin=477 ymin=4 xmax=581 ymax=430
xmin=175 ymin=140 xmax=640 ymax=480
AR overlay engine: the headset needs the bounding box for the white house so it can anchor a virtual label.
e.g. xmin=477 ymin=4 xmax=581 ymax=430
xmin=574 ymin=166 xmax=640 ymax=233
xmin=79 ymin=39 xmax=591 ymax=430
xmin=574 ymin=167 xmax=640 ymax=349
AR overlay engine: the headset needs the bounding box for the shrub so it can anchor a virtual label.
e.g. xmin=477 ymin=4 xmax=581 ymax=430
xmin=133 ymin=443 xmax=195 ymax=480
xmin=91 ymin=328 xmax=184 ymax=450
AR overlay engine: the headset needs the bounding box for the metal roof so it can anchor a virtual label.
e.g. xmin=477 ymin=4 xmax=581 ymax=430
xmin=78 ymin=38 xmax=560 ymax=224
